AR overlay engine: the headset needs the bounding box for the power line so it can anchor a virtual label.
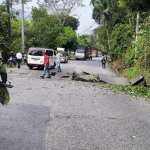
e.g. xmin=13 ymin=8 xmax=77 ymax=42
xmin=79 ymin=22 xmax=96 ymax=36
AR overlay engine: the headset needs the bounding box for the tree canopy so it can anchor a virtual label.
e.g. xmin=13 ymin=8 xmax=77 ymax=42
xmin=0 ymin=6 xmax=78 ymax=59
xmin=90 ymin=0 xmax=150 ymax=85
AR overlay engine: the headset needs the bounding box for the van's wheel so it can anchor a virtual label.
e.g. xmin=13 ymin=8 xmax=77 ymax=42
xmin=38 ymin=67 xmax=43 ymax=70
xmin=29 ymin=66 xmax=33 ymax=69
xmin=64 ymin=60 xmax=67 ymax=63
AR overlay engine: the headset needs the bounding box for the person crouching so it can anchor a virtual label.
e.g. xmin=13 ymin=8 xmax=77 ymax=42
xmin=40 ymin=51 xmax=51 ymax=79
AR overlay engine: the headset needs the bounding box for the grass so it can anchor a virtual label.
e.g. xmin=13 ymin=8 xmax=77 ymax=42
xmin=123 ymin=66 xmax=150 ymax=87
xmin=123 ymin=66 xmax=141 ymax=79
xmin=90 ymin=82 xmax=150 ymax=99
xmin=107 ymin=60 xmax=150 ymax=99
xmin=3 ymin=62 xmax=26 ymax=69
xmin=68 ymin=57 xmax=75 ymax=60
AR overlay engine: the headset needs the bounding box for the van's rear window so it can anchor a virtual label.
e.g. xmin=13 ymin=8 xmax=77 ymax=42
xmin=29 ymin=49 xmax=44 ymax=56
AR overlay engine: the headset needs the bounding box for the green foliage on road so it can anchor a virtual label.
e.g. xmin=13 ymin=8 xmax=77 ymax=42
xmin=90 ymin=82 xmax=150 ymax=99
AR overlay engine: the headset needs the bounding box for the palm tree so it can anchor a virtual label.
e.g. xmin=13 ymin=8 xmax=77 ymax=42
xmin=91 ymin=0 xmax=110 ymax=49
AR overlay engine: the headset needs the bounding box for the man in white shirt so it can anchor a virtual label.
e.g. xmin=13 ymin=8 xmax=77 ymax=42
xmin=55 ymin=50 xmax=62 ymax=72
xmin=16 ymin=51 xmax=22 ymax=68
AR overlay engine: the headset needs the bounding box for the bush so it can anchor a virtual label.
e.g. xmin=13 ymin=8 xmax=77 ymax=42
xmin=110 ymin=24 xmax=134 ymax=60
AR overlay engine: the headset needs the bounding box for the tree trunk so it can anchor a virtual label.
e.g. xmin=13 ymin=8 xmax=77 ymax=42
xmin=106 ymin=28 xmax=110 ymax=50
xmin=136 ymin=11 xmax=140 ymax=40
xmin=104 ymin=14 xmax=110 ymax=50
xmin=135 ymin=11 xmax=140 ymax=57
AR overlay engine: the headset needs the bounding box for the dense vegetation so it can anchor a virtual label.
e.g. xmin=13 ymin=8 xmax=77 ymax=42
xmin=0 ymin=5 xmax=79 ymax=60
xmin=91 ymin=0 xmax=150 ymax=86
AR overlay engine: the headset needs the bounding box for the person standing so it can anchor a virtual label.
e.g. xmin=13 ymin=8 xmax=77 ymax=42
xmin=16 ymin=51 xmax=22 ymax=68
xmin=40 ymin=51 xmax=51 ymax=79
xmin=55 ymin=50 xmax=62 ymax=72
xmin=101 ymin=57 xmax=106 ymax=69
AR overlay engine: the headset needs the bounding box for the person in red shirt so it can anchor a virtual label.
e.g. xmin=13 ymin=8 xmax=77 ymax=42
xmin=40 ymin=51 xmax=51 ymax=79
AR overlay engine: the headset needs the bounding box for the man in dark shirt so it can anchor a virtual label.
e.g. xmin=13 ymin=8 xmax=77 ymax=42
xmin=101 ymin=57 xmax=106 ymax=68
xmin=7 ymin=50 xmax=16 ymax=66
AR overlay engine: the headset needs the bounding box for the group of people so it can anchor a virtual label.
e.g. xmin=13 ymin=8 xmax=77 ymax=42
xmin=40 ymin=51 xmax=108 ymax=79
xmin=0 ymin=49 xmax=28 ymax=87
xmin=7 ymin=50 xmax=27 ymax=68
xmin=40 ymin=50 xmax=62 ymax=79
xmin=0 ymin=49 xmax=108 ymax=87
xmin=0 ymin=49 xmax=62 ymax=82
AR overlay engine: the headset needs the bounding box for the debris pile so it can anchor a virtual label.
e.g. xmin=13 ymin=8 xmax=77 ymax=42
xmin=51 ymin=72 xmax=56 ymax=76
xmin=72 ymin=71 xmax=147 ymax=87
xmin=72 ymin=71 xmax=100 ymax=82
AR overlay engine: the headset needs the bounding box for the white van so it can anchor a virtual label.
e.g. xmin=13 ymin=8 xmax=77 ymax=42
xmin=27 ymin=47 xmax=56 ymax=69
xmin=57 ymin=48 xmax=68 ymax=63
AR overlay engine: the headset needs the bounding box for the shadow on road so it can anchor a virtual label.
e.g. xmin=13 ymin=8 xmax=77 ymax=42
xmin=0 ymin=102 xmax=50 ymax=150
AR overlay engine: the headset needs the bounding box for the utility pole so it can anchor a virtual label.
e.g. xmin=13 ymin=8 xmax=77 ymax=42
xmin=21 ymin=0 xmax=25 ymax=54
xmin=6 ymin=0 xmax=11 ymax=50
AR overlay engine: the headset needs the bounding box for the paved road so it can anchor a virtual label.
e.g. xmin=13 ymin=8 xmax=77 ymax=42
xmin=0 ymin=57 xmax=150 ymax=150
xmin=61 ymin=57 xmax=116 ymax=75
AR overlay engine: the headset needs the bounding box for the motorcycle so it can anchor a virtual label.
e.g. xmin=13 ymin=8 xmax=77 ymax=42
xmin=8 ymin=57 xmax=16 ymax=68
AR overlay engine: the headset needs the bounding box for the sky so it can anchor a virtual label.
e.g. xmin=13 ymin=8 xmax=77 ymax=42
xmin=2 ymin=0 xmax=98 ymax=35
xmin=73 ymin=0 xmax=98 ymax=35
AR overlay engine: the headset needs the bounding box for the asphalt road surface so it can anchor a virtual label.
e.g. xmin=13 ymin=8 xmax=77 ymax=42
xmin=0 ymin=57 xmax=150 ymax=150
